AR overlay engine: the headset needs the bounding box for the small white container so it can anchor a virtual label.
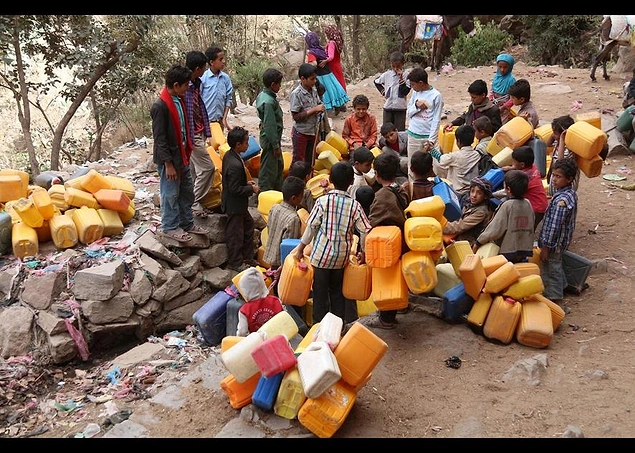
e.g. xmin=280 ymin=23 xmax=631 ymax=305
xmin=221 ymin=331 xmax=265 ymax=383
xmin=314 ymin=312 xmax=343 ymax=350
xmin=297 ymin=341 xmax=341 ymax=399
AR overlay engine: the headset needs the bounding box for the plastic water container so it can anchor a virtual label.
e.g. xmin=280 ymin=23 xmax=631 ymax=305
xmin=404 ymin=195 xmax=446 ymax=220
xmin=0 ymin=169 xmax=28 ymax=195
xmin=575 ymin=110 xmax=602 ymax=129
xmin=564 ymin=120 xmax=607 ymax=159
xmin=48 ymin=214 xmax=78 ymax=249
xmin=432 ymin=262 xmax=461 ymax=297
xmin=12 ymin=222 xmax=38 ymax=259
xmin=93 ymin=189 xmax=131 ymax=212
xmin=527 ymin=137 xmax=548 ymax=178
xmin=0 ymin=211 xmax=12 ymax=255
xmin=334 ymin=321 xmax=388 ymax=388
xmin=492 ymin=146 xmax=514 ymax=168
xmin=441 ymin=281 xmax=475 ymax=323
xmin=502 ymin=274 xmax=545 ymax=300
xmin=494 ymin=116 xmax=534 ymax=149
xmin=31 ymin=189 xmax=55 ymax=220
xmin=48 ymin=185 xmax=69 ymax=212
xmin=445 ymin=240 xmax=473 ymax=277
xmin=296 ymin=341 xmax=342 ymax=399
xmin=432 ymin=177 xmax=461 ymax=222
xmin=257 ymin=190 xmax=283 ymax=217
xmin=475 ymin=242 xmax=500 ymax=260
xmin=13 ymin=197 xmax=44 ymax=228
xmin=70 ymin=206 xmax=104 ymax=245
xmin=342 ymin=255 xmax=372 ymax=301
xmin=575 ymin=153 xmax=603 ymax=178
xmin=219 ymin=372 xmax=261 ymax=409
xmin=315 ymin=141 xmax=342 ymax=161
xmin=401 ymin=250 xmax=437 ymax=295
xmin=258 ymin=309 xmax=299 ymax=341
xmin=458 ymin=254 xmax=487 ymax=300
xmin=513 ymin=262 xmax=541 ymax=278
xmin=118 ymin=200 xmax=136 ymax=224
xmin=251 ymin=334 xmax=297 ymax=378
xmin=317 ymin=150 xmax=339 ymax=170
xmin=466 ymin=292 xmax=493 ymax=334
xmin=192 ymin=288 xmax=234 ymax=345
xmin=240 ymin=135 xmax=261 ymax=161
xmin=245 ymin=152 xmax=261 ymax=178
xmin=314 ymin=312 xmax=343 ymax=351
xmin=97 ymin=209 xmax=124 ymax=237
xmin=371 ymin=259 xmax=409 ymax=311
xmin=221 ymin=331 xmax=266 ymax=383
xmin=515 ymin=299 xmax=553 ymax=349
xmin=81 ymin=169 xmax=113 ymax=194
xmin=64 ymin=186 xmax=101 ymax=209
xmin=483 ymin=296 xmax=522 ymax=344
xmin=33 ymin=171 xmax=64 ymax=190
xmin=528 ymin=293 xmax=566 ymax=332
xmin=365 ymin=225 xmax=402 ymax=269
xmin=482 ymin=167 xmax=505 ymax=191
xmin=274 ymin=366 xmax=307 ymax=420
xmin=221 ymin=335 xmax=244 ymax=353
xmin=486 ymin=134 xmax=505 ymax=156
xmin=294 ymin=322 xmax=320 ymax=355
xmin=280 ymin=238 xmax=301 ymax=264
xmin=0 ymin=175 xmax=26 ymax=203
xmin=324 ymin=130 xmax=348 ymax=156
xmin=104 ymin=175 xmax=136 ymax=200
xmin=209 ymin=122 xmax=226 ymax=149
xmin=297 ymin=379 xmax=357 ymax=438
xmin=252 ymin=371 xmax=285 ymax=411
xmin=481 ymin=254 xmax=509 ymax=276
xmin=277 ymin=253 xmax=313 ymax=307
xmin=282 ymin=151 xmax=293 ymax=177
xmin=404 ymin=216 xmax=442 ymax=252
xmin=483 ymin=261 xmax=520 ymax=294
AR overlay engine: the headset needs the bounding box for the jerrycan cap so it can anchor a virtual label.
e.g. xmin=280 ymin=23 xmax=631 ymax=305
xmin=504 ymin=297 xmax=516 ymax=305
xmin=297 ymin=262 xmax=308 ymax=271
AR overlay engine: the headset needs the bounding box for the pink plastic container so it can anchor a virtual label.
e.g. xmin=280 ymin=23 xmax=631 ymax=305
xmin=250 ymin=334 xmax=297 ymax=378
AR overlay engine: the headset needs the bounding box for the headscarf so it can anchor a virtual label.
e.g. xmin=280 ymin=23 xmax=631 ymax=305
xmin=492 ymin=53 xmax=516 ymax=96
xmin=305 ymin=31 xmax=328 ymax=61
xmin=323 ymin=25 xmax=344 ymax=52
xmin=470 ymin=176 xmax=493 ymax=199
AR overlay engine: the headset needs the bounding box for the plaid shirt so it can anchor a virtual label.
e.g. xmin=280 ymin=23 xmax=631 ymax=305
xmin=264 ymin=201 xmax=302 ymax=268
xmin=300 ymin=189 xmax=372 ymax=269
xmin=538 ymin=185 xmax=577 ymax=253
xmin=184 ymin=78 xmax=211 ymax=142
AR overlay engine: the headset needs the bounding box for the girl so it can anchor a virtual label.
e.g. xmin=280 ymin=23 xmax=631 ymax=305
xmin=323 ymin=25 xmax=347 ymax=101
xmin=490 ymin=53 xmax=516 ymax=124
xmin=304 ymin=31 xmax=349 ymax=114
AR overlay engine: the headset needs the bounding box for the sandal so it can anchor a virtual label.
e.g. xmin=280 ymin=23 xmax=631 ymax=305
xmin=186 ymin=224 xmax=209 ymax=235
xmin=162 ymin=228 xmax=192 ymax=242
xmin=193 ymin=209 xmax=209 ymax=218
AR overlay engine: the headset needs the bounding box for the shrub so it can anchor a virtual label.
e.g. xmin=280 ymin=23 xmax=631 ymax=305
xmin=450 ymin=21 xmax=513 ymax=67
xmin=232 ymin=57 xmax=276 ymax=106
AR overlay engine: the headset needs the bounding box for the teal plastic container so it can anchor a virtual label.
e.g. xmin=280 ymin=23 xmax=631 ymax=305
xmin=0 ymin=211 xmax=12 ymax=255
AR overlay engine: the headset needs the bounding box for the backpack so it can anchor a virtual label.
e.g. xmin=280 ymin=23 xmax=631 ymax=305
xmin=475 ymin=147 xmax=498 ymax=176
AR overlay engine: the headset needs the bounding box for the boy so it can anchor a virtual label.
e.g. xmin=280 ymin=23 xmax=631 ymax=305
xmin=496 ymin=145 xmax=548 ymax=230
xmin=201 ymin=45 xmax=233 ymax=132
xmin=151 ymin=64 xmax=209 ymax=242
xmin=538 ymin=157 xmax=579 ymax=304
xmin=221 ymin=126 xmax=260 ymax=272
xmin=473 ymin=116 xmax=493 ymax=155
xmin=255 ymin=67 xmax=285 ymax=192
xmin=445 ymin=79 xmax=502 ymax=134
xmin=287 ymin=160 xmax=315 ymax=213
xmin=401 ymin=150 xmax=434 ymax=203
xmin=443 ymin=176 xmax=492 ymax=246
xmin=374 ymin=50 xmax=411 ymax=131
xmin=548 ymin=114 xmax=580 ymax=196
xmin=365 ymin=152 xmax=409 ymax=330
xmin=341 ymin=94 xmax=379 ymax=151
xmin=289 ymin=63 xmax=326 ymax=166
xmin=346 ymin=146 xmax=376 ymax=200
xmin=508 ymin=79 xmax=539 ymax=128
xmin=263 ymin=175 xmax=305 ymax=270
xmin=406 ymin=67 xmax=444 ymax=171
xmin=184 ymin=50 xmax=215 ymax=219
xmin=473 ymin=170 xmax=535 ymax=263
xmin=430 ymin=124 xmax=481 ymax=198
xmin=379 ymin=121 xmax=409 ymax=179
xmin=236 ymin=267 xmax=283 ymax=336
xmin=294 ymin=162 xmax=372 ymax=325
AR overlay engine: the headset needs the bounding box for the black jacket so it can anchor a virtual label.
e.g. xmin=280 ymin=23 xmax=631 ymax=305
xmin=221 ymin=150 xmax=254 ymax=214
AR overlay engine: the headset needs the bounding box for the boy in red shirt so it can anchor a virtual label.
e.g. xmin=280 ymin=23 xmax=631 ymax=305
xmin=341 ymin=94 xmax=379 ymax=152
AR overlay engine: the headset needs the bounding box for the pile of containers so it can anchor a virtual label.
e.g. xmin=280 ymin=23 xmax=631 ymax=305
xmin=0 ymin=167 xmax=136 ymax=258
xmin=218 ymin=310 xmax=388 ymax=438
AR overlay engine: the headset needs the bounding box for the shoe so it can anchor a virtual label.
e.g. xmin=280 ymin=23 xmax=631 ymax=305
xmin=397 ymin=303 xmax=414 ymax=315
xmin=192 ymin=209 xmax=209 ymax=218
xmin=162 ymin=228 xmax=191 ymax=242
xmin=360 ymin=314 xmax=396 ymax=330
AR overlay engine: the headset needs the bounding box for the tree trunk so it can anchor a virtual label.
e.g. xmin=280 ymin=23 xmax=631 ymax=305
xmin=350 ymin=16 xmax=361 ymax=74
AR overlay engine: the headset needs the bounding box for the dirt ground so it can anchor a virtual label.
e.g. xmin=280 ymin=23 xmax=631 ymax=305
xmin=15 ymin=48 xmax=635 ymax=439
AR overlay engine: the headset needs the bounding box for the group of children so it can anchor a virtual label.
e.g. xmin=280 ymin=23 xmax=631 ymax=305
xmin=153 ymin=47 xmax=582 ymax=337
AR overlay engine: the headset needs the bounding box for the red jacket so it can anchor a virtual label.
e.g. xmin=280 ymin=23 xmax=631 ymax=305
xmin=238 ymin=295 xmax=283 ymax=333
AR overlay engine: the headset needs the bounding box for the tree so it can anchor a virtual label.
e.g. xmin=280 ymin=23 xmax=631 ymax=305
xmin=0 ymin=15 xmax=156 ymax=174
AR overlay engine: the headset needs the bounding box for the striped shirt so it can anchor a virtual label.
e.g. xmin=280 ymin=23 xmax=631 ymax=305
xmin=300 ymin=189 xmax=372 ymax=269
xmin=538 ymin=185 xmax=577 ymax=253
xmin=264 ymin=201 xmax=302 ymax=268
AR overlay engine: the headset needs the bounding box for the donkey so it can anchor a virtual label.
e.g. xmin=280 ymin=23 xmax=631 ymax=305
xmin=397 ymin=15 xmax=475 ymax=74
xmin=590 ymin=15 xmax=635 ymax=82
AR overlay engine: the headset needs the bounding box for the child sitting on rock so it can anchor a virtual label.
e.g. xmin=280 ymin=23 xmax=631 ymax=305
xmin=236 ymin=267 xmax=283 ymax=336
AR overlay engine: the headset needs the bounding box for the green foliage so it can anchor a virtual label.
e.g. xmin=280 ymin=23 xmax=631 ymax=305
xmin=520 ymin=15 xmax=601 ymax=68
xmin=450 ymin=21 xmax=513 ymax=67
xmin=232 ymin=57 xmax=277 ymax=106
